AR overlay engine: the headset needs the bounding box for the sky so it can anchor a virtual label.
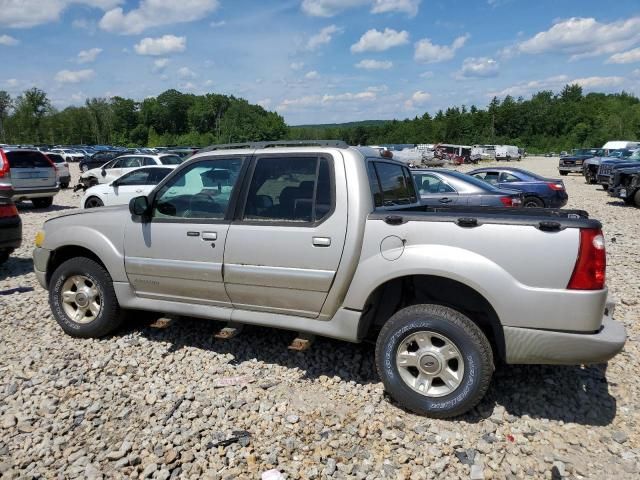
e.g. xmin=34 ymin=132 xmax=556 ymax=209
xmin=1 ymin=0 xmax=640 ymax=125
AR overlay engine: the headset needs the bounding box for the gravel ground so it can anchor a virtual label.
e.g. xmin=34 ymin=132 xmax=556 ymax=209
xmin=1 ymin=157 xmax=638 ymax=480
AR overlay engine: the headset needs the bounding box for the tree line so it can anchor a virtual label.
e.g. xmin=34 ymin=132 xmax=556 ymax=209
xmin=1 ymin=85 xmax=639 ymax=153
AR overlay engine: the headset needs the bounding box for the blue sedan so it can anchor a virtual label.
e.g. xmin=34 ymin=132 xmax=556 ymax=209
xmin=468 ymin=167 xmax=568 ymax=208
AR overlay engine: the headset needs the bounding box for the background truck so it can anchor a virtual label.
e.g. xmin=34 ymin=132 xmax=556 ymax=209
xmin=495 ymin=145 xmax=521 ymax=161
xmin=33 ymin=141 xmax=625 ymax=418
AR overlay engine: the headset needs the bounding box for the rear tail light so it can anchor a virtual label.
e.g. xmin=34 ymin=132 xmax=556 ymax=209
xmin=0 ymin=150 xmax=10 ymax=178
xmin=44 ymin=154 xmax=56 ymax=170
xmin=0 ymin=204 xmax=18 ymax=217
xmin=499 ymin=196 xmax=517 ymax=207
xmin=547 ymin=182 xmax=565 ymax=191
xmin=567 ymin=228 xmax=606 ymax=290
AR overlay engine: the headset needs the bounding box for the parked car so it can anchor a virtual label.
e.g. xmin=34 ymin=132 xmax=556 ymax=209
xmin=468 ymin=167 xmax=568 ymax=208
xmin=0 ymin=148 xmax=59 ymax=207
xmin=32 ymin=141 xmax=625 ymax=418
xmin=0 ymin=195 xmax=21 ymax=265
xmin=412 ymin=169 xmax=523 ymax=207
xmin=582 ymin=149 xmax=610 ymax=184
xmin=78 ymin=154 xmax=183 ymax=189
xmin=558 ymin=148 xmax=598 ymax=176
xmin=45 ymin=152 xmax=71 ymax=189
xmin=81 ymin=166 xmax=176 ymax=209
xmin=608 ymin=165 xmax=640 ymax=207
xmin=495 ymin=145 xmax=521 ymax=161
xmin=79 ymin=150 xmax=126 ymax=173
xmin=596 ymin=150 xmax=640 ymax=189
xmin=51 ymin=148 xmax=85 ymax=163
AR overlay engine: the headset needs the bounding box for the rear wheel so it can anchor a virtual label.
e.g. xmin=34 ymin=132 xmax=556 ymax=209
xmin=523 ymin=196 xmax=544 ymax=208
xmin=0 ymin=250 xmax=10 ymax=265
xmin=49 ymin=257 xmax=123 ymax=337
xmin=32 ymin=197 xmax=53 ymax=208
xmin=84 ymin=196 xmax=104 ymax=209
xmin=560 ymin=171 xmax=568 ymax=176
xmin=375 ymin=304 xmax=494 ymax=418
xmin=60 ymin=182 xmax=69 ymax=189
xmin=634 ymin=190 xmax=640 ymax=208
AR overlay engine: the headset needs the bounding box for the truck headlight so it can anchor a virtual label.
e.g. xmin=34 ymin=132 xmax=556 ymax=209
xmin=35 ymin=231 xmax=45 ymax=248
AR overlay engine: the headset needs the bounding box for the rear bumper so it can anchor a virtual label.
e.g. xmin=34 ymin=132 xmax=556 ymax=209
xmin=0 ymin=217 xmax=21 ymax=250
xmin=504 ymin=300 xmax=626 ymax=365
xmin=58 ymin=174 xmax=71 ymax=184
xmin=11 ymin=187 xmax=59 ymax=201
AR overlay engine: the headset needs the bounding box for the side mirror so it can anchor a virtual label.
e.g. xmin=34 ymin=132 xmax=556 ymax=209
xmin=129 ymin=195 xmax=150 ymax=218
xmin=101 ymin=168 xmax=107 ymax=177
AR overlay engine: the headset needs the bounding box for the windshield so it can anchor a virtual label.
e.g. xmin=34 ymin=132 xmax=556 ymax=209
xmin=629 ymin=150 xmax=640 ymax=160
xmin=438 ymin=170 xmax=504 ymax=191
xmin=160 ymin=155 xmax=183 ymax=165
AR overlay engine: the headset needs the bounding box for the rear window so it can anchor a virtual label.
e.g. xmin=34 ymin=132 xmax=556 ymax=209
xmin=368 ymin=161 xmax=417 ymax=207
xmin=160 ymin=155 xmax=183 ymax=165
xmin=47 ymin=154 xmax=65 ymax=163
xmin=6 ymin=151 xmax=52 ymax=168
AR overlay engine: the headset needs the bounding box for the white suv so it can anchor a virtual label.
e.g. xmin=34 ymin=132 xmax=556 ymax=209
xmin=78 ymin=154 xmax=183 ymax=188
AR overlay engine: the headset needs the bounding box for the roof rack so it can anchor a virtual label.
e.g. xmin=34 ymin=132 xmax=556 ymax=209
xmin=199 ymin=140 xmax=349 ymax=153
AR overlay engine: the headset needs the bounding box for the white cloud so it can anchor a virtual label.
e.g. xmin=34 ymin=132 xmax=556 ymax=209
xmin=290 ymin=62 xmax=305 ymax=70
xmin=307 ymin=25 xmax=341 ymax=50
xmin=77 ymin=47 xmax=102 ymax=64
xmin=457 ymin=57 xmax=499 ymax=78
xmin=99 ymin=0 xmax=219 ymax=35
xmin=608 ymin=47 xmax=640 ymax=64
xmin=278 ymin=89 xmax=377 ymax=110
xmin=0 ymin=0 xmax=121 ymax=28
xmin=153 ymin=58 xmax=169 ymax=72
xmin=305 ymin=70 xmax=319 ymax=79
xmin=55 ymin=69 xmax=95 ymax=83
xmin=404 ymin=90 xmax=431 ymax=109
xmin=512 ymin=17 xmax=640 ymax=61
xmin=178 ymin=67 xmax=197 ymax=79
xmin=351 ymin=28 xmax=409 ymax=53
xmin=488 ymin=75 xmax=625 ymax=98
xmin=420 ymin=71 xmax=434 ymax=78
xmin=179 ymin=81 xmax=197 ymax=91
xmin=134 ymin=35 xmax=186 ymax=56
xmin=370 ymin=0 xmax=420 ymax=17
xmin=72 ymin=18 xmax=93 ymax=30
xmin=414 ymin=34 xmax=469 ymax=63
xmin=301 ymin=0 xmax=420 ymax=17
xmin=0 ymin=34 xmax=18 ymax=46
xmin=209 ymin=20 xmax=226 ymax=28
xmin=355 ymin=59 xmax=393 ymax=70
xmin=203 ymin=79 xmax=214 ymax=87
xmin=367 ymin=85 xmax=388 ymax=92
xmin=257 ymin=98 xmax=272 ymax=109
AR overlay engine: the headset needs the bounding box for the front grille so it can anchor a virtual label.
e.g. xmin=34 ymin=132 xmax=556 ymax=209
xmin=563 ymin=161 xmax=574 ymax=165
xmin=598 ymin=165 xmax=613 ymax=176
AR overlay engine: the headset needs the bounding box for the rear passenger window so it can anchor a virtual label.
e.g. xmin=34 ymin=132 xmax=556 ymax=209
xmin=243 ymin=156 xmax=333 ymax=223
xmin=372 ymin=162 xmax=416 ymax=206
xmin=6 ymin=151 xmax=51 ymax=168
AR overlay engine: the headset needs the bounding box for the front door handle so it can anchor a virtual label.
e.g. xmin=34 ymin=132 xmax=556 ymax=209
xmin=202 ymin=232 xmax=217 ymax=241
xmin=439 ymin=198 xmax=453 ymax=203
xmin=313 ymin=237 xmax=331 ymax=247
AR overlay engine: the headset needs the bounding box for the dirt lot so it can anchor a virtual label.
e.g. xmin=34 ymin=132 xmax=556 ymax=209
xmin=1 ymin=157 xmax=638 ymax=479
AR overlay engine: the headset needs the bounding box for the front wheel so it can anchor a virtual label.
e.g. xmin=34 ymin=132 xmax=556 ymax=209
xmin=84 ymin=196 xmax=104 ymax=209
xmin=375 ymin=304 xmax=494 ymax=418
xmin=49 ymin=257 xmax=123 ymax=337
xmin=560 ymin=171 xmax=568 ymax=176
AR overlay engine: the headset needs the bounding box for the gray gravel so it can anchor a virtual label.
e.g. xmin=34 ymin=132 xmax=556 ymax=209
xmin=1 ymin=158 xmax=639 ymax=479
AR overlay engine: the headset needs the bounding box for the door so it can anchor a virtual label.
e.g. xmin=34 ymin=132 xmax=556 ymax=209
xmin=223 ymin=154 xmax=347 ymax=317
xmin=103 ymin=156 xmax=142 ymax=183
xmin=414 ymin=172 xmax=459 ymax=206
xmin=123 ymin=157 xmax=246 ymax=306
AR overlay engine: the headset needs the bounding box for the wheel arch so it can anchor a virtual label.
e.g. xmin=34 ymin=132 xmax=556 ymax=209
xmin=46 ymin=245 xmax=109 ymax=287
xmin=357 ymin=274 xmax=506 ymax=361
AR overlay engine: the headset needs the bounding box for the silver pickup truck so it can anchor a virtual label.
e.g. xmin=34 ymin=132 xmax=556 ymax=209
xmin=32 ymin=141 xmax=626 ymax=418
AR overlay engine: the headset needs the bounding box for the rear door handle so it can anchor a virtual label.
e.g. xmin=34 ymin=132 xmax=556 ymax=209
xmin=202 ymin=232 xmax=217 ymax=241
xmin=313 ymin=237 xmax=331 ymax=247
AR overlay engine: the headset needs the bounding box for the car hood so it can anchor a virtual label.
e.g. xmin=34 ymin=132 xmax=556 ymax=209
xmin=562 ymin=155 xmax=592 ymax=161
xmin=601 ymin=158 xmax=640 ymax=166
xmin=44 ymin=204 xmax=129 ymax=224
xmin=80 ymin=167 xmax=105 ymax=179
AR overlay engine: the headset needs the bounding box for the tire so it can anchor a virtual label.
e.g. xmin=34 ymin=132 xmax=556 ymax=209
xmin=506 ymin=156 xmax=511 ymax=162
xmin=32 ymin=197 xmax=53 ymax=208
xmin=587 ymin=171 xmax=597 ymax=184
xmin=0 ymin=250 xmax=9 ymax=265
xmin=523 ymin=196 xmax=544 ymax=208
xmin=84 ymin=196 xmax=104 ymax=209
xmin=60 ymin=182 xmax=69 ymax=189
xmin=560 ymin=172 xmax=568 ymax=176
xmin=634 ymin=190 xmax=640 ymax=208
xmin=375 ymin=304 xmax=494 ymax=418
xmin=49 ymin=257 xmax=123 ymax=338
